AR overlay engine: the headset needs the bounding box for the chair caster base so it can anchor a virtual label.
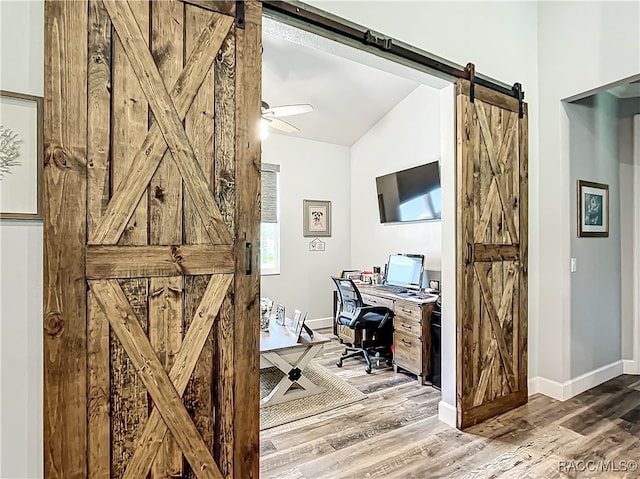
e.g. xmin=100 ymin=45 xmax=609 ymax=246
xmin=365 ymin=365 xmax=372 ymax=374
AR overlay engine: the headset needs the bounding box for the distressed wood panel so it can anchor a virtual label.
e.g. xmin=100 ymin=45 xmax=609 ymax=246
xmin=233 ymin=2 xmax=262 ymax=478
xmin=86 ymin=244 xmax=234 ymax=279
xmin=89 ymin=11 xmax=233 ymax=246
xmin=43 ymin=0 xmax=88 ymax=477
xmin=91 ymin=280 xmax=223 ymax=479
xmin=103 ymin=0 xmax=232 ymax=246
xmin=87 ymin=2 xmax=111 ymax=477
xmin=120 ymin=274 xmax=232 ymax=479
xmin=456 ymin=79 xmax=528 ymax=429
xmin=46 ymin=2 xmax=260 ymax=478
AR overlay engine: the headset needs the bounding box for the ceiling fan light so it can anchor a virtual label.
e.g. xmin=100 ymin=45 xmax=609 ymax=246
xmin=260 ymin=118 xmax=269 ymax=140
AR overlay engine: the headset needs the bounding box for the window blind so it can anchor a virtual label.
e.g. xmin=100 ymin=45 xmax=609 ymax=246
xmin=261 ymin=163 xmax=280 ymax=223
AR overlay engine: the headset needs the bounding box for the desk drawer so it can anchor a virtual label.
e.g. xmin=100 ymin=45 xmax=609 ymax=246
xmin=394 ymin=317 xmax=421 ymax=338
xmin=393 ymin=330 xmax=422 ymax=374
xmin=395 ymin=301 xmax=422 ymax=322
xmin=361 ymin=293 xmax=394 ymax=311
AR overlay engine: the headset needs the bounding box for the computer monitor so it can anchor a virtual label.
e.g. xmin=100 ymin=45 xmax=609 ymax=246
xmin=385 ymin=254 xmax=424 ymax=290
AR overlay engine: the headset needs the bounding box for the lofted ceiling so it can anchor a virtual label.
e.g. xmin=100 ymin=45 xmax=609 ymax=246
xmin=262 ymin=18 xmax=450 ymax=147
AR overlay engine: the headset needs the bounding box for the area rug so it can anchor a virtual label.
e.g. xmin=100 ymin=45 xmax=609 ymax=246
xmin=260 ymin=362 xmax=366 ymax=430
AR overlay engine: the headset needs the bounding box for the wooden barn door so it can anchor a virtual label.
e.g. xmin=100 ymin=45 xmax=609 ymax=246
xmin=43 ymin=1 xmax=261 ymax=478
xmin=456 ymin=79 xmax=528 ymax=429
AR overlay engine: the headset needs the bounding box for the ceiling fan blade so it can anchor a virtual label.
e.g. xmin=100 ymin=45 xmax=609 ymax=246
xmin=264 ymin=104 xmax=313 ymax=118
xmin=266 ymin=117 xmax=300 ymax=133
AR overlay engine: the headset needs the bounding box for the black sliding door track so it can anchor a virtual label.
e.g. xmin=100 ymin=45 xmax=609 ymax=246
xmin=261 ymin=0 xmax=525 ymax=103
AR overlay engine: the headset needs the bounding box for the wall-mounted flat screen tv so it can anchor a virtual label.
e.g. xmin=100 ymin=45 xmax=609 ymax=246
xmin=375 ymin=161 xmax=442 ymax=223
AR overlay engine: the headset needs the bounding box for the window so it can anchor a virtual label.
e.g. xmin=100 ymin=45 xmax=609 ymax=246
xmin=261 ymin=163 xmax=280 ymax=275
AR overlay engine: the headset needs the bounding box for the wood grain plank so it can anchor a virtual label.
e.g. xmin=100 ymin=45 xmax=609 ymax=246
xmin=86 ymin=1 xmax=111 ymax=477
xmin=519 ymin=103 xmax=529 ymax=393
xmin=455 ymin=85 xmax=472 ymax=427
xmin=212 ymin=15 xmax=237 ymax=479
xmin=181 ymin=0 xmax=236 ymax=16
xmin=472 ymin=244 xmax=520 ymax=263
xmin=119 ymin=274 xmax=233 ymax=479
xmin=110 ymin=4 xmax=150 ymax=473
xmin=183 ymin=6 xmax=217 ymax=478
xmin=91 ymin=279 xmax=224 ymax=479
xmin=183 ymin=275 xmax=215 ymax=479
xmin=149 ymin=4 xmax=185 ymax=474
xmin=86 ymin=244 xmax=234 ymax=278
xmin=43 ymin=0 xmax=88 ymax=476
xmin=90 ymin=11 xmax=233 ymax=245
xmin=459 ymin=81 xmax=520 ymax=113
xmin=184 ymin=6 xmax=215 ymax=245
xmin=214 ymin=28 xmax=236 ymax=235
xmin=111 ymin=0 xmax=148 ymax=248
xmin=149 ymin=276 xmax=184 ymax=479
xmin=150 ymin=0 xmax=183 ymax=248
xmin=103 ymin=0 xmax=233 ymax=246
xmin=111 ymin=278 xmax=149 ymax=477
xmin=233 ymin=2 xmax=262 ymax=478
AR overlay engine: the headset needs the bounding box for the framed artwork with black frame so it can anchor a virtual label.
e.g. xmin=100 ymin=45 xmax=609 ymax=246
xmin=577 ymin=180 xmax=609 ymax=238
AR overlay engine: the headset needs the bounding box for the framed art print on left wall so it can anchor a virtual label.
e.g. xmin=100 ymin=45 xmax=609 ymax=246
xmin=0 ymin=90 xmax=43 ymax=219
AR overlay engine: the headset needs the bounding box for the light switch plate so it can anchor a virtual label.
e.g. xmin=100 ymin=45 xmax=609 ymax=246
xmin=570 ymin=258 xmax=577 ymax=273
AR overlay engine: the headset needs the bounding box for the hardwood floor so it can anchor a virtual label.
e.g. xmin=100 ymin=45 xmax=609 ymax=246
xmin=260 ymin=331 xmax=640 ymax=478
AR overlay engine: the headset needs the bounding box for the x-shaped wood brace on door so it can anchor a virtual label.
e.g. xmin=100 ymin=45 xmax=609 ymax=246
xmin=91 ymin=275 xmax=231 ymax=479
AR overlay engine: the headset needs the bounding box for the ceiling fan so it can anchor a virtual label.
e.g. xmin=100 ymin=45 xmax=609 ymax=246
xmin=261 ymin=101 xmax=314 ymax=135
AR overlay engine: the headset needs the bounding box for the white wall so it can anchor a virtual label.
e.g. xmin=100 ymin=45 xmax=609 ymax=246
xmin=350 ymin=85 xmax=442 ymax=272
xmin=538 ymin=1 xmax=640 ymax=389
xmin=568 ymin=94 xmax=622 ymax=377
xmin=619 ymin=102 xmax=640 ymax=362
xmin=0 ymin=1 xmax=44 ymax=477
xmin=261 ymin=134 xmax=351 ymax=324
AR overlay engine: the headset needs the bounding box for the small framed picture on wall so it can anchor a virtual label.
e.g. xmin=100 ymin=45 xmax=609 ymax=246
xmin=577 ymin=180 xmax=609 ymax=238
xmin=303 ymin=199 xmax=331 ymax=237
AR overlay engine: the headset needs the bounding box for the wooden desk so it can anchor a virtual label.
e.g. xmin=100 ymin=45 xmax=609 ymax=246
xmin=259 ymin=323 xmax=330 ymax=407
xmin=334 ymin=284 xmax=438 ymax=385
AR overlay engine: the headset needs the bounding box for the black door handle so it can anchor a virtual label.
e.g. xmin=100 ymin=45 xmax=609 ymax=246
xmin=246 ymin=242 xmax=252 ymax=275
xmin=465 ymin=242 xmax=474 ymax=265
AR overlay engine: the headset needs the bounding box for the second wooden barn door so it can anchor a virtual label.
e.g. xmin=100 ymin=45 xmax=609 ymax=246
xmin=44 ymin=1 xmax=261 ymax=478
xmin=456 ymin=79 xmax=528 ymax=428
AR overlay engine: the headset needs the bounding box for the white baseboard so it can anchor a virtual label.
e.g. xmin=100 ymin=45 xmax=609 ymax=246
xmin=623 ymin=359 xmax=638 ymax=374
xmin=438 ymin=400 xmax=456 ymax=427
xmin=534 ymin=376 xmax=567 ymax=401
xmin=306 ymin=317 xmax=333 ymax=331
xmin=533 ymin=360 xmax=624 ymax=401
xmin=528 ymin=377 xmax=540 ymax=396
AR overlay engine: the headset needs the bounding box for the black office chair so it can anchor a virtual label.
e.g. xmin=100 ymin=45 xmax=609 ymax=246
xmin=331 ymin=276 xmax=394 ymax=374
